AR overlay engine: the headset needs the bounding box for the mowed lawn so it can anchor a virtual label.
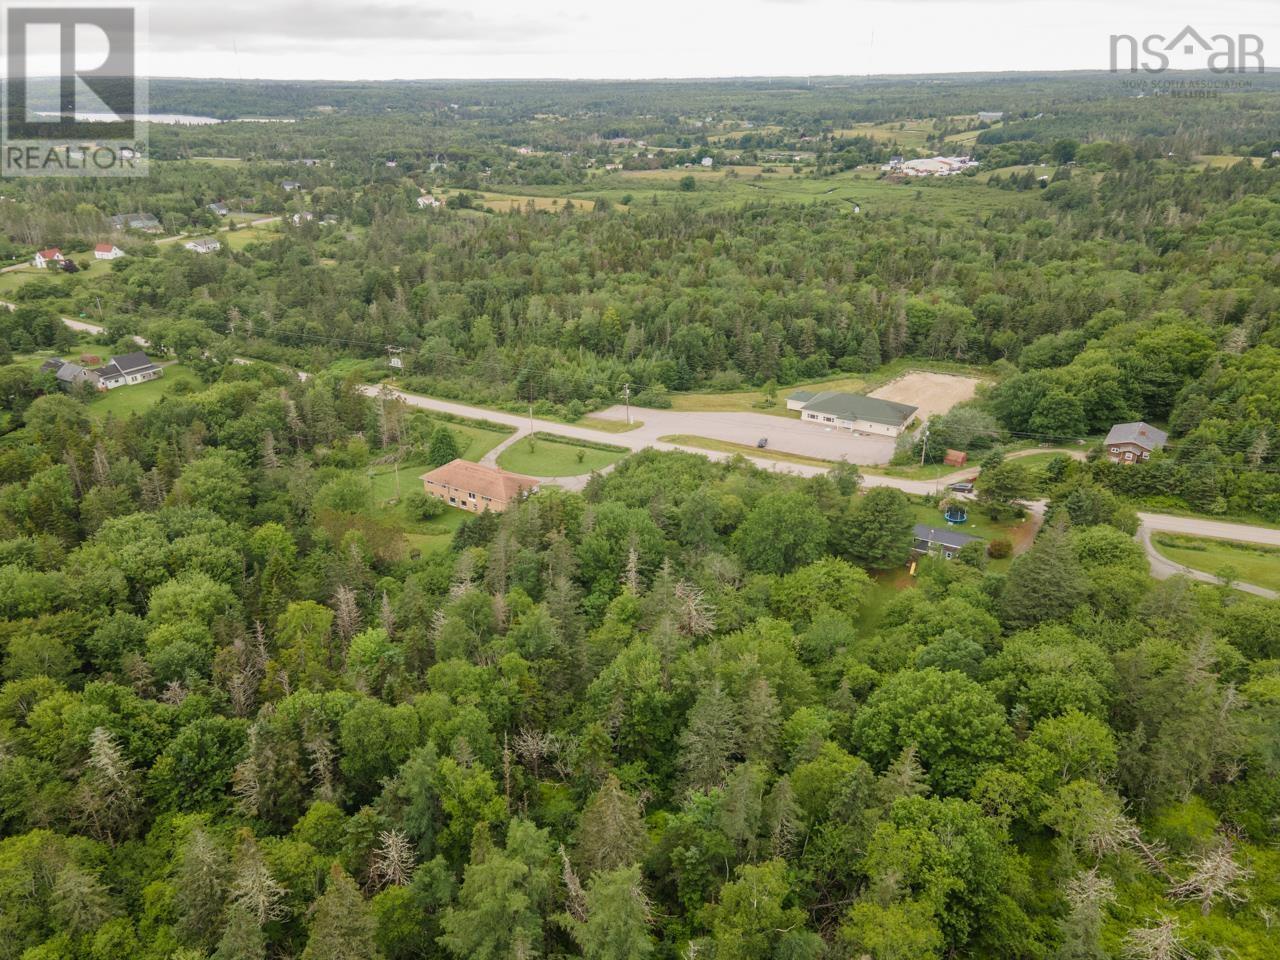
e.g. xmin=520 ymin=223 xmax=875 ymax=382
xmin=1151 ymin=534 xmax=1280 ymax=591
xmin=442 ymin=421 xmax=513 ymax=462
xmin=496 ymin=434 xmax=626 ymax=476
xmin=89 ymin=364 xmax=199 ymax=418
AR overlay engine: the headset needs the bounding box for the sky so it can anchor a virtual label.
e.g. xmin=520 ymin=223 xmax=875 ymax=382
xmin=20 ymin=0 xmax=1280 ymax=81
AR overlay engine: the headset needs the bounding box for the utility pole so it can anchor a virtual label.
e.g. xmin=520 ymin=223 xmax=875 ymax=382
xmin=528 ymin=380 xmax=534 ymax=434
xmin=623 ymin=382 xmax=632 ymax=424
xmin=919 ymin=426 xmax=929 ymax=467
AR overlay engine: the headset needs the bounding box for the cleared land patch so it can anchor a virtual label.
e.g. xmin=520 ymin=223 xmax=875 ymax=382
xmin=868 ymin=370 xmax=982 ymax=422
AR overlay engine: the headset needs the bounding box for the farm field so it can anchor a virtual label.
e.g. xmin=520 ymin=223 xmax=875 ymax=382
xmin=495 ymin=433 xmax=627 ymax=476
xmin=484 ymin=165 xmax=1031 ymax=218
xmin=1151 ymin=533 xmax=1280 ymax=591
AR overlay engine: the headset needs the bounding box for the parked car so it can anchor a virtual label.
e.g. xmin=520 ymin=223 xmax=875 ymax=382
xmin=756 ymin=437 xmax=768 ymax=448
xmin=948 ymin=481 xmax=975 ymax=493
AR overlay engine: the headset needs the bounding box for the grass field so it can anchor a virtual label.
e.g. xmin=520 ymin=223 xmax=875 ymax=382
xmin=579 ymin=415 xmax=644 ymax=433
xmin=496 ymin=433 xmax=627 ymax=476
xmin=482 ymin=164 xmax=1031 ymax=220
xmin=1151 ymin=534 xmax=1280 ymax=591
xmin=660 ymin=434 xmax=834 ymax=468
xmin=364 ymin=457 xmax=468 ymax=554
xmin=447 ymin=421 xmax=514 ymax=461
xmin=89 ymin=364 xmax=199 ymax=418
xmin=0 ymin=257 xmax=115 ymax=295
xmin=222 ymin=226 xmax=283 ymax=250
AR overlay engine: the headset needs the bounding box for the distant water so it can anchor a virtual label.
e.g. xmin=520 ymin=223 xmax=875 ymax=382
xmin=35 ymin=112 xmax=294 ymax=125
xmin=37 ymin=111 xmax=222 ymax=125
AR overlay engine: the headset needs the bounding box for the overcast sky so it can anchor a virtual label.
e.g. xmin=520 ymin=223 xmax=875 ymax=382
xmin=38 ymin=0 xmax=1280 ymax=80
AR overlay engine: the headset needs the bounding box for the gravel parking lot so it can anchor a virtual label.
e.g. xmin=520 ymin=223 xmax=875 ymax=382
xmin=592 ymin=405 xmax=898 ymax=464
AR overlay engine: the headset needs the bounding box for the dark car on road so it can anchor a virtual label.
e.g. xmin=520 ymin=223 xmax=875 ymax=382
xmin=757 ymin=437 xmax=768 ymax=448
xmin=948 ymin=481 xmax=975 ymax=493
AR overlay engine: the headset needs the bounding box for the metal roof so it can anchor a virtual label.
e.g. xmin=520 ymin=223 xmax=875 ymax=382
xmin=800 ymin=391 xmax=918 ymax=426
xmin=1104 ymin=421 xmax=1168 ymax=450
xmin=913 ymin=524 xmax=981 ymax=550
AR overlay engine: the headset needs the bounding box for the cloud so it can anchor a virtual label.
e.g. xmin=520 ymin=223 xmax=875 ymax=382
xmin=149 ymin=1 xmax=566 ymax=50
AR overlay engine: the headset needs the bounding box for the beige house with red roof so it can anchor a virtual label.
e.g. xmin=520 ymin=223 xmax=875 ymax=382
xmin=420 ymin=459 xmax=539 ymax=513
xmin=94 ymin=243 xmax=125 ymax=260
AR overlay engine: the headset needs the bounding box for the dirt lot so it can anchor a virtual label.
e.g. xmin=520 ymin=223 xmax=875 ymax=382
xmin=868 ymin=371 xmax=981 ymax=422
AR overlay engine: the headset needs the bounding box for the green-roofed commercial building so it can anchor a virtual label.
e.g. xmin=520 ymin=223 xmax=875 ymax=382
xmin=785 ymin=389 xmax=918 ymax=437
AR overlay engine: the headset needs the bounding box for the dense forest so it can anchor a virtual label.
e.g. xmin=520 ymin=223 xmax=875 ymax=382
xmin=0 ymin=371 xmax=1277 ymax=958
xmin=0 ymin=74 xmax=1279 ymax=960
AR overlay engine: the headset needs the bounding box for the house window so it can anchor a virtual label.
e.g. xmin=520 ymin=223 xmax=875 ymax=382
xmin=1125 ymin=452 xmax=1133 ymax=460
xmin=449 ymin=496 xmax=456 ymax=504
xmin=469 ymin=491 xmax=476 ymax=500
xmin=1110 ymin=447 xmax=1119 ymax=453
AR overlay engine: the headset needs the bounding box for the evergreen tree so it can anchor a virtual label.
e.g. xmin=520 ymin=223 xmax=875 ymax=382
xmin=301 ymin=865 xmax=383 ymax=960
xmin=1000 ymin=520 xmax=1089 ymax=630
xmin=837 ymin=487 xmax=915 ymax=570
xmin=427 ymin=426 xmax=461 ymax=466
xmin=564 ymin=865 xmax=655 ymax=960
xmin=212 ymin=903 xmax=266 ymax=960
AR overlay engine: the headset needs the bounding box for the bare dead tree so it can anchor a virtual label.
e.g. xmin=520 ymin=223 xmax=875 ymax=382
xmin=1169 ymin=840 xmax=1251 ymax=916
xmin=1123 ymin=915 xmax=1190 ymax=960
xmin=331 ymin=585 xmax=361 ymax=645
xmin=674 ymin=580 xmax=716 ymax=637
xmin=369 ymin=829 xmax=416 ymax=890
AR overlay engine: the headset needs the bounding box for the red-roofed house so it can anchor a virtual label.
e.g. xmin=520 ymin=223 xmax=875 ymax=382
xmin=419 ymin=459 xmax=539 ymax=513
xmin=33 ymin=248 xmax=64 ymax=269
xmin=94 ymin=243 xmax=124 ymax=260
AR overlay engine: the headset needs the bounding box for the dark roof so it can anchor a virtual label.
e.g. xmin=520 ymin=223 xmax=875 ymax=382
xmin=788 ymin=389 xmax=817 ymax=403
xmin=1104 ymin=421 xmax=1168 ymax=450
xmin=39 ymin=358 xmax=65 ymax=372
xmin=801 ymin=391 xmax=918 ymax=426
xmin=96 ymin=351 xmax=158 ymax=379
xmin=913 ymin=524 xmax=981 ymax=550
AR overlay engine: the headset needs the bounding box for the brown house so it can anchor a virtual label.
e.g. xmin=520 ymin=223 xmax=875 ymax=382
xmin=419 ymin=459 xmax=539 ymax=513
xmin=1104 ymin=421 xmax=1168 ymax=464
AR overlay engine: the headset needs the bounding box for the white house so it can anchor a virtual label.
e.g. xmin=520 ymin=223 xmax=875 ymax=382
xmin=417 ymin=195 xmax=442 ymax=208
xmin=977 ymin=111 xmax=1004 ymax=123
xmin=282 ymin=180 xmax=302 ymax=192
xmin=184 ymin=237 xmax=221 ymax=254
xmin=207 ymin=201 xmax=230 ymax=216
xmin=700 ymin=156 xmax=714 ymax=167
xmin=94 ymin=243 xmax=124 ymax=260
xmin=33 ymin=248 xmax=64 ymax=269
xmin=93 ymin=351 xmax=162 ymax=390
xmin=787 ymin=390 xmax=918 ymax=438
xmin=290 ymin=211 xmax=314 ymax=225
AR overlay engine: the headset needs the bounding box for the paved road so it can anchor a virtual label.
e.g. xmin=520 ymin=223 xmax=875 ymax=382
xmin=367 ymin=385 xmax=1279 ymax=596
xmin=1137 ymin=523 xmax=1276 ymax=599
xmin=54 ymin=315 xmax=150 ymax=348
